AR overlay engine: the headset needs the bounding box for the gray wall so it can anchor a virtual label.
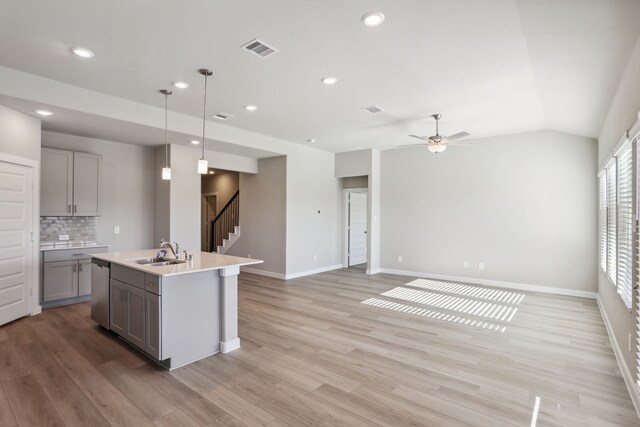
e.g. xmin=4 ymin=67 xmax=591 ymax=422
xmin=168 ymin=144 xmax=201 ymax=252
xmin=342 ymin=175 xmax=368 ymax=189
xmin=597 ymin=35 xmax=640 ymax=381
xmin=0 ymin=105 xmax=40 ymax=161
xmin=286 ymin=149 xmax=342 ymax=275
xmin=227 ymin=156 xmax=287 ymax=275
xmin=42 ymin=131 xmax=155 ymax=251
xmin=201 ymin=170 xmax=239 ymax=210
xmin=154 ymin=146 xmax=170 ymax=245
xmin=380 ymin=130 xmax=597 ymax=293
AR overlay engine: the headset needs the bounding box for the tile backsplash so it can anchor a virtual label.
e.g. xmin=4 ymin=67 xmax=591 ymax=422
xmin=40 ymin=217 xmax=98 ymax=242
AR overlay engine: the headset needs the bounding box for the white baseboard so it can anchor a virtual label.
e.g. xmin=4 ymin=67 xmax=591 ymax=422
xmin=285 ymin=264 xmax=343 ymax=280
xmin=220 ymin=338 xmax=241 ymax=353
xmin=596 ymin=296 xmax=640 ymax=418
xmin=366 ymin=268 xmax=381 ymax=275
xmin=240 ymin=267 xmax=286 ymax=280
xmin=240 ymin=264 xmax=343 ymax=281
xmin=378 ymin=268 xmax=597 ymax=299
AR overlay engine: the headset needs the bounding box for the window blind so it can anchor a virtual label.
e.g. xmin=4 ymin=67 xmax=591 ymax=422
xmin=616 ymin=141 xmax=633 ymax=309
xmin=599 ymin=172 xmax=607 ymax=272
xmin=607 ymin=159 xmax=617 ymax=284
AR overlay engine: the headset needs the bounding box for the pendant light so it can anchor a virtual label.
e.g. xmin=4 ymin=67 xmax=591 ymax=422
xmin=197 ymin=68 xmax=213 ymax=174
xmin=160 ymin=89 xmax=173 ymax=180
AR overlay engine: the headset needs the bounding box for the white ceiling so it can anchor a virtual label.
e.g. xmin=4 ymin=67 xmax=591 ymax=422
xmin=0 ymin=0 xmax=639 ymax=153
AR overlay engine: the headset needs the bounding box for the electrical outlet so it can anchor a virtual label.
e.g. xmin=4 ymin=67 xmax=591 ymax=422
xmin=397 ymin=256 xmax=403 ymax=262
xmin=313 ymin=254 xmax=317 ymax=261
xmin=113 ymin=226 xmax=120 ymax=234
xmin=58 ymin=234 xmax=69 ymax=241
xmin=479 ymin=262 xmax=485 ymax=270
xmin=463 ymin=261 xmax=469 ymax=268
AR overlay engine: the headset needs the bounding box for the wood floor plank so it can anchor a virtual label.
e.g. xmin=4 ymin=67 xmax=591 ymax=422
xmin=2 ymin=374 xmax=65 ymax=426
xmin=1 ymin=268 xmax=636 ymax=426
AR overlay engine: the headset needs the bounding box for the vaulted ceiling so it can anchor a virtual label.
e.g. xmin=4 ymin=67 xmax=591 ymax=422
xmin=1 ymin=0 xmax=639 ymax=153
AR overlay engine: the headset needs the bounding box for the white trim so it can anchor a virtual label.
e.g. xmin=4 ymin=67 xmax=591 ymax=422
xmin=285 ymin=264 xmax=343 ymax=280
xmin=596 ymin=296 xmax=640 ymax=418
xmin=0 ymin=153 xmax=41 ymax=316
xmin=220 ymin=338 xmax=241 ymax=353
xmin=366 ymin=268 xmax=381 ymax=275
xmin=240 ymin=267 xmax=286 ymax=280
xmin=378 ymin=268 xmax=597 ymax=299
xmin=240 ymin=264 xmax=344 ymax=281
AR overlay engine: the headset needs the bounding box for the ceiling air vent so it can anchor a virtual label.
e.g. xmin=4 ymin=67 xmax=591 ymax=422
xmin=241 ymin=39 xmax=279 ymax=58
xmin=212 ymin=112 xmax=233 ymax=120
xmin=362 ymin=105 xmax=383 ymax=114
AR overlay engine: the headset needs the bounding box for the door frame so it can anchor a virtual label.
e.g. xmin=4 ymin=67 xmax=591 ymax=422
xmin=0 ymin=152 xmax=41 ymax=317
xmin=342 ymin=188 xmax=368 ymax=268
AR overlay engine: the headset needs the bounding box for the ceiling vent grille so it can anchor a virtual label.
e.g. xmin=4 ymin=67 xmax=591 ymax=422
xmin=212 ymin=112 xmax=233 ymax=120
xmin=362 ymin=105 xmax=383 ymax=114
xmin=241 ymin=39 xmax=279 ymax=58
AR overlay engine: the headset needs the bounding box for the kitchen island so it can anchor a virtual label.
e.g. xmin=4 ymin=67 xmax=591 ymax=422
xmin=91 ymin=249 xmax=262 ymax=370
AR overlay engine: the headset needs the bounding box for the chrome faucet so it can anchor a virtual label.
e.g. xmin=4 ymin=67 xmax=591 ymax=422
xmin=160 ymin=239 xmax=178 ymax=258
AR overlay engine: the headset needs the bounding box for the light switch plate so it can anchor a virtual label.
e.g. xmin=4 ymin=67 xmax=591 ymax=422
xmin=479 ymin=262 xmax=485 ymax=270
xmin=397 ymin=256 xmax=403 ymax=262
xmin=463 ymin=261 xmax=469 ymax=268
xmin=114 ymin=226 xmax=120 ymax=234
xmin=58 ymin=234 xmax=69 ymax=241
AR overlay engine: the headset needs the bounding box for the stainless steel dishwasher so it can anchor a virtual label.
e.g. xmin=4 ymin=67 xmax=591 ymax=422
xmin=91 ymin=258 xmax=110 ymax=329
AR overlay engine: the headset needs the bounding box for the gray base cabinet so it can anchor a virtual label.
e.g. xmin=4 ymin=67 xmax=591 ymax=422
xmin=42 ymin=247 xmax=108 ymax=307
xmin=109 ymin=265 xmax=161 ymax=359
xmin=43 ymin=260 xmax=78 ymax=302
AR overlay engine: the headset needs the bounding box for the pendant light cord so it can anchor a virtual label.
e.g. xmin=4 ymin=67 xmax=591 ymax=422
xmin=164 ymin=92 xmax=169 ymax=167
xmin=201 ymin=73 xmax=208 ymax=160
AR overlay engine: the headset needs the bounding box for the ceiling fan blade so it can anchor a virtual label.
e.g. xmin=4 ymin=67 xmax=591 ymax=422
xmin=408 ymin=134 xmax=431 ymax=141
xmin=398 ymin=143 xmax=429 ymax=148
xmin=445 ymin=131 xmax=470 ymax=141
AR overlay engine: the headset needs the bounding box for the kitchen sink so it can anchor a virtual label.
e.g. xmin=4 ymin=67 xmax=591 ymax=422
xmin=126 ymin=256 xmax=186 ymax=266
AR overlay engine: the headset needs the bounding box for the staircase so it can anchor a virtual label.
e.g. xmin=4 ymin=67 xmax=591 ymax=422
xmin=210 ymin=190 xmax=240 ymax=254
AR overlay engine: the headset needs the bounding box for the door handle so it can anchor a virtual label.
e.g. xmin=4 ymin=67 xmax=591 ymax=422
xmin=73 ymin=205 xmax=77 ymax=214
xmin=68 ymin=205 xmax=71 ymax=213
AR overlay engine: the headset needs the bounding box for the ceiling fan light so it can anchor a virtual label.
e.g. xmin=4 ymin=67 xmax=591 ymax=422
xmin=428 ymin=145 xmax=446 ymax=154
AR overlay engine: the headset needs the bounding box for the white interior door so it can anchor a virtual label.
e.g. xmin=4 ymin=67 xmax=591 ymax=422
xmin=0 ymin=161 xmax=33 ymax=326
xmin=348 ymin=192 xmax=368 ymax=266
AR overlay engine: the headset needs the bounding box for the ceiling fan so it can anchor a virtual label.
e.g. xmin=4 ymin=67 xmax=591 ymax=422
xmin=399 ymin=113 xmax=470 ymax=153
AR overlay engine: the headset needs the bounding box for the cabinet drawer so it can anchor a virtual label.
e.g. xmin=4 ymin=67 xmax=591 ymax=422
xmin=111 ymin=264 xmax=145 ymax=290
xmin=145 ymin=274 xmax=161 ymax=295
xmin=43 ymin=246 xmax=107 ymax=262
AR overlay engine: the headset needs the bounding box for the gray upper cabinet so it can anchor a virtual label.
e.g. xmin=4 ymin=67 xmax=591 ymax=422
xmin=41 ymin=148 xmax=102 ymax=217
xmin=41 ymin=148 xmax=73 ymax=216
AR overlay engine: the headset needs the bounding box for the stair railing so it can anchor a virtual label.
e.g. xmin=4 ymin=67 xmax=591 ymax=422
xmin=210 ymin=190 xmax=239 ymax=252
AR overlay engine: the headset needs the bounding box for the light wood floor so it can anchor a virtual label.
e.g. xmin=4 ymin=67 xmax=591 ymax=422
xmin=0 ymin=268 xmax=638 ymax=426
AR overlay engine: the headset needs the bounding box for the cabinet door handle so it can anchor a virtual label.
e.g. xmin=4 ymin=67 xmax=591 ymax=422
xmin=79 ymin=264 xmax=83 ymax=272
xmin=68 ymin=205 xmax=71 ymax=213
xmin=73 ymin=205 xmax=77 ymax=214
xmin=72 ymin=264 xmax=76 ymax=272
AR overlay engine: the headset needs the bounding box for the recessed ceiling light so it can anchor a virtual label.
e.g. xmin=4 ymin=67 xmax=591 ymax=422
xmin=208 ymin=170 xmax=215 ymax=175
xmin=35 ymin=110 xmax=53 ymax=116
xmin=72 ymin=47 xmax=94 ymax=58
xmin=321 ymin=77 xmax=338 ymax=85
xmin=245 ymin=105 xmax=258 ymax=111
xmin=362 ymin=12 xmax=385 ymax=27
xmin=190 ymin=140 xmax=201 ymax=145
xmin=173 ymin=81 xmax=189 ymax=89
xmin=306 ymin=139 xmax=316 ymax=143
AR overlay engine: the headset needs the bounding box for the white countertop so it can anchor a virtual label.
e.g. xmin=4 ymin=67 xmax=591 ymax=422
xmin=91 ymin=249 xmax=263 ymax=277
xmin=40 ymin=242 xmax=110 ymax=251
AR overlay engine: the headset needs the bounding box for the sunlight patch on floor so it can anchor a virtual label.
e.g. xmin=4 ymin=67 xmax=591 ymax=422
xmin=361 ymin=280 xmax=526 ymax=333
xmin=361 ymin=297 xmax=507 ymax=332
xmin=404 ymin=278 xmax=525 ymax=304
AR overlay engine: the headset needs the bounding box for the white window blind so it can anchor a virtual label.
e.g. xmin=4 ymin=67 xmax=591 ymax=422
xmin=607 ymin=159 xmax=617 ymax=284
xmin=616 ymin=141 xmax=633 ymax=309
xmin=599 ymin=172 xmax=607 ymax=272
